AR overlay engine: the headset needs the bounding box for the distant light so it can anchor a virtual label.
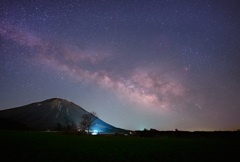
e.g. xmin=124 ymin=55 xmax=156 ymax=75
xmin=91 ymin=130 xmax=98 ymax=135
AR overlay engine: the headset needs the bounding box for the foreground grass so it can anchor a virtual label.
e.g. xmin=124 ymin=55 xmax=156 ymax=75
xmin=0 ymin=130 xmax=239 ymax=161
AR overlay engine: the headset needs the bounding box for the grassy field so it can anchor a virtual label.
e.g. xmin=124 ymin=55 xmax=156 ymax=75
xmin=0 ymin=130 xmax=239 ymax=161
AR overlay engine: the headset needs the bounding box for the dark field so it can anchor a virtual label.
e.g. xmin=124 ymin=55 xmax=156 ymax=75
xmin=0 ymin=130 xmax=239 ymax=161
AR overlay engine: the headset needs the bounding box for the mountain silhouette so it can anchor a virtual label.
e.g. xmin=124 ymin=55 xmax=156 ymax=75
xmin=0 ymin=98 xmax=125 ymax=134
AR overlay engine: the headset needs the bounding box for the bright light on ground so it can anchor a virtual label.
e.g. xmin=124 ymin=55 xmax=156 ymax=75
xmin=91 ymin=130 xmax=98 ymax=135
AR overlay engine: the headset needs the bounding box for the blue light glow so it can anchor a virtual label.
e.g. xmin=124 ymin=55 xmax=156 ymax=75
xmin=91 ymin=130 xmax=98 ymax=135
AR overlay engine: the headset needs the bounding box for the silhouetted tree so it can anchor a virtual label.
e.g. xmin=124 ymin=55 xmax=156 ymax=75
xmin=56 ymin=122 xmax=63 ymax=131
xmin=65 ymin=121 xmax=77 ymax=132
xmin=70 ymin=121 xmax=77 ymax=132
xmin=79 ymin=112 xmax=97 ymax=134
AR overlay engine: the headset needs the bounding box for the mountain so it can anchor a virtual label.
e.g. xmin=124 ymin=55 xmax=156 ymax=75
xmin=0 ymin=98 xmax=126 ymax=134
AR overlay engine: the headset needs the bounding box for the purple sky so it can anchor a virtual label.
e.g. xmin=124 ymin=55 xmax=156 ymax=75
xmin=1 ymin=0 xmax=240 ymax=131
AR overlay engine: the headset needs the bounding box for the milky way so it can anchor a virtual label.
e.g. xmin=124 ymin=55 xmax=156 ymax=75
xmin=1 ymin=0 xmax=240 ymax=131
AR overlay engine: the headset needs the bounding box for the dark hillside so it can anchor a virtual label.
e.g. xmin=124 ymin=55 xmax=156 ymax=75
xmin=0 ymin=98 xmax=125 ymax=133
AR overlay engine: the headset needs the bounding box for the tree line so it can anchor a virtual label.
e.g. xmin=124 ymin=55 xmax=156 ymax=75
xmin=56 ymin=111 xmax=97 ymax=134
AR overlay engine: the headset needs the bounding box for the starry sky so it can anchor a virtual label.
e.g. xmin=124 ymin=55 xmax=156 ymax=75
xmin=1 ymin=0 xmax=240 ymax=131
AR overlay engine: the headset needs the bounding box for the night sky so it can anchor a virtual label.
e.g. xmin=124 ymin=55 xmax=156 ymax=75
xmin=1 ymin=0 xmax=240 ymax=131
